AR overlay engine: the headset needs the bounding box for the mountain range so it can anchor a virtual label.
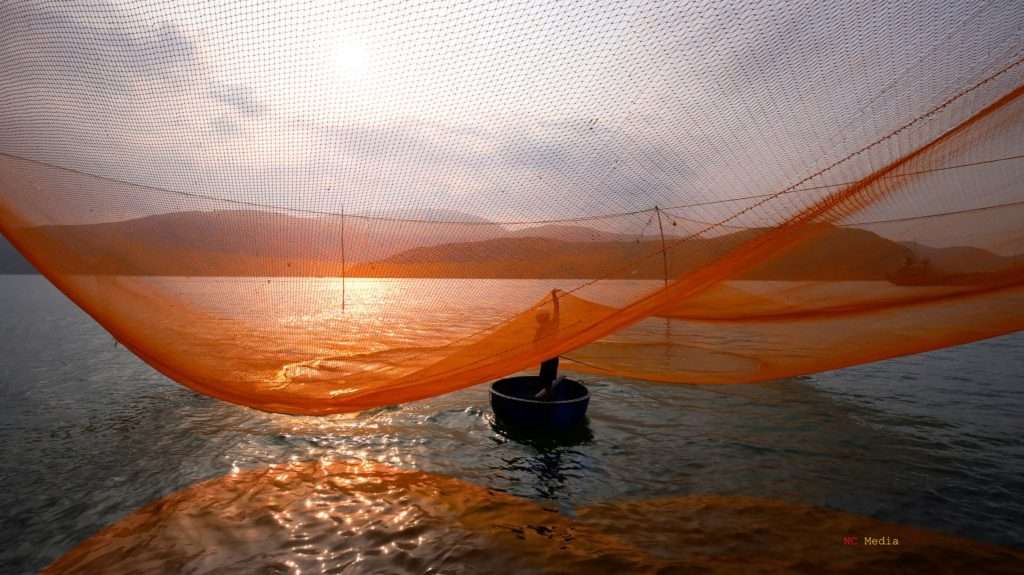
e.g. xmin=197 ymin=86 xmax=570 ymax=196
xmin=0 ymin=210 xmax=1017 ymax=281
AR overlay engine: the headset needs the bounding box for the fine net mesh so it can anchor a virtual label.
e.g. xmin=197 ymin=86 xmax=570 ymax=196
xmin=1 ymin=1 xmax=1022 ymax=414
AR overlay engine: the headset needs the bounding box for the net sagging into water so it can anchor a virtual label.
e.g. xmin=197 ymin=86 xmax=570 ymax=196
xmin=1 ymin=1 xmax=1022 ymax=414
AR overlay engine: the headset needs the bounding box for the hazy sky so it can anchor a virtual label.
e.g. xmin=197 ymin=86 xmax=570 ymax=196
xmin=0 ymin=0 xmax=1021 ymax=228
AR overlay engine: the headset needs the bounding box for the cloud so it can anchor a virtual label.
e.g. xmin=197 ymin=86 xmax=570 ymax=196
xmin=1 ymin=0 xmax=1019 ymax=226
xmin=0 ymin=1 xmax=256 ymax=182
xmin=209 ymin=82 xmax=264 ymax=117
xmin=0 ymin=0 xmax=197 ymax=94
xmin=208 ymin=115 xmax=241 ymax=137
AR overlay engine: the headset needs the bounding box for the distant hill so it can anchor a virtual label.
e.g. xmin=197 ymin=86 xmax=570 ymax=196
xmin=21 ymin=209 xmax=504 ymax=276
xmin=0 ymin=234 xmax=38 ymax=274
xmin=7 ymin=210 xmax=1019 ymax=281
xmin=351 ymin=224 xmax=1019 ymax=281
xmin=14 ymin=210 xmax=653 ymax=276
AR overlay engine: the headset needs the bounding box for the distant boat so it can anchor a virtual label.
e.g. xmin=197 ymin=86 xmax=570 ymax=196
xmin=888 ymin=254 xmax=932 ymax=285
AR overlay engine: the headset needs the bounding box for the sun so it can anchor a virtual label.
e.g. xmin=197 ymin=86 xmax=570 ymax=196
xmin=333 ymin=41 xmax=369 ymax=79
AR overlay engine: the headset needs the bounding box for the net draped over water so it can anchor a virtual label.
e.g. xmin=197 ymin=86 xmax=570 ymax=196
xmin=1 ymin=0 xmax=1022 ymax=414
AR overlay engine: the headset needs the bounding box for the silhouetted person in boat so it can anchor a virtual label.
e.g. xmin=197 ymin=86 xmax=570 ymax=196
xmin=534 ymin=289 xmax=563 ymax=400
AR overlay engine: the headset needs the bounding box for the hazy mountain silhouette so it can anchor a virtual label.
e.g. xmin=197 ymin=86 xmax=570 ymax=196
xmin=353 ymin=224 xmax=1020 ymax=281
xmin=3 ymin=210 xmax=1018 ymax=281
xmin=9 ymin=210 xmax=640 ymax=276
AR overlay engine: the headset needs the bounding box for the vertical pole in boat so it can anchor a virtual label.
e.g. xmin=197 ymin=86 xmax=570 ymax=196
xmin=341 ymin=204 xmax=346 ymax=313
xmin=654 ymin=206 xmax=669 ymax=288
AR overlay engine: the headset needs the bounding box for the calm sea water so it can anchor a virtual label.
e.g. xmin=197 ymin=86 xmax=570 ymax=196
xmin=1 ymin=275 xmax=1022 ymax=573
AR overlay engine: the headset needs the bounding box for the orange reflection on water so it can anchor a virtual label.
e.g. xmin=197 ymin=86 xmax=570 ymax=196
xmin=45 ymin=460 xmax=1024 ymax=574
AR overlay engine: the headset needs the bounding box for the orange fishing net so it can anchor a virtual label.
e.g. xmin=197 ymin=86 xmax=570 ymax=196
xmin=1 ymin=1 xmax=1022 ymax=414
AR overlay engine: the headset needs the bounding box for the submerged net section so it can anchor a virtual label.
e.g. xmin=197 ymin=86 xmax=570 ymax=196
xmin=45 ymin=460 xmax=1024 ymax=574
xmin=1 ymin=0 xmax=1022 ymax=413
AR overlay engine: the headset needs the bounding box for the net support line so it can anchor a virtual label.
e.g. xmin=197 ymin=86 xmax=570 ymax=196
xmin=341 ymin=204 xmax=346 ymax=313
xmin=655 ymin=205 xmax=673 ymax=348
xmin=655 ymin=205 xmax=669 ymax=289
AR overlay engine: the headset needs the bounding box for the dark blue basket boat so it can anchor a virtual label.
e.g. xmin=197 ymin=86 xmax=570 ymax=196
xmin=490 ymin=375 xmax=589 ymax=432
